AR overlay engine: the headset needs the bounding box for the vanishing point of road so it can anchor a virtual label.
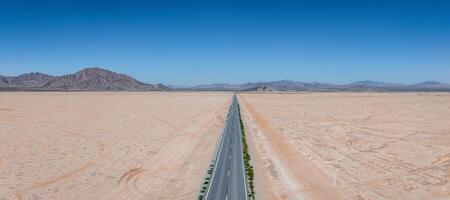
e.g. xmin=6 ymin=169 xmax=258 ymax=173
xmin=204 ymin=94 xmax=248 ymax=200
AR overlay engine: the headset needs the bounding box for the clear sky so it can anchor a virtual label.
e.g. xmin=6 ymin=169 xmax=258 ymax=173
xmin=0 ymin=0 xmax=449 ymax=85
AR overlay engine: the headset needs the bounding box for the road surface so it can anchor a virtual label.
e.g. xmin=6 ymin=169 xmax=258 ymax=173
xmin=204 ymin=94 xmax=248 ymax=200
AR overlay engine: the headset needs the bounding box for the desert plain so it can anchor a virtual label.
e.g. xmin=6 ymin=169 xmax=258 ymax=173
xmin=239 ymin=93 xmax=450 ymax=200
xmin=1 ymin=91 xmax=449 ymax=200
xmin=0 ymin=92 xmax=230 ymax=200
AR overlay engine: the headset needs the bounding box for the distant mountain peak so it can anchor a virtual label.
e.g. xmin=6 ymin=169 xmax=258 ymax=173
xmin=81 ymin=67 xmax=105 ymax=70
xmin=74 ymin=67 xmax=119 ymax=77
xmin=278 ymin=79 xmax=295 ymax=83
xmin=18 ymin=72 xmax=52 ymax=76
xmin=350 ymin=80 xmax=385 ymax=85
xmin=411 ymin=81 xmax=449 ymax=89
xmin=77 ymin=67 xmax=113 ymax=73
xmin=415 ymin=81 xmax=441 ymax=85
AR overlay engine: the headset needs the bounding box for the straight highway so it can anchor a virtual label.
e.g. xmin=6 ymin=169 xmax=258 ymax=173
xmin=204 ymin=94 xmax=248 ymax=200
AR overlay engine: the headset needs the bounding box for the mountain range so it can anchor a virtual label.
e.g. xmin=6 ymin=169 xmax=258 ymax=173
xmin=0 ymin=68 xmax=168 ymax=91
xmin=181 ymin=79 xmax=450 ymax=91
xmin=1 ymin=68 xmax=449 ymax=91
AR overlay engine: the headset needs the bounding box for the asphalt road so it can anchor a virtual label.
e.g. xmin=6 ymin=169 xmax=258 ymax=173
xmin=204 ymin=94 xmax=248 ymax=200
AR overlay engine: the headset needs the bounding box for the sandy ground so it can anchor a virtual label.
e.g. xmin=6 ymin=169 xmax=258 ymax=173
xmin=0 ymin=92 xmax=230 ymax=200
xmin=239 ymin=93 xmax=450 ymax=200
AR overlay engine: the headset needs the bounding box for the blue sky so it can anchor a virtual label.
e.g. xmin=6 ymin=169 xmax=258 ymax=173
xmin=0 ymin=0 xmax=449 ymax=85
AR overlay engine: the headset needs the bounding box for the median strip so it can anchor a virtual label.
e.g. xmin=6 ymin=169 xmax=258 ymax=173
xmin=238 ymin=103 xmax=256 ymax=199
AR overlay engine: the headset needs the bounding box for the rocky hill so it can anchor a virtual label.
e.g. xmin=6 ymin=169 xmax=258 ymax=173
xmin=0 ymin=73 xmax=55 ymax=88
xmin=0 ymin=68 xmax=168 ymax=91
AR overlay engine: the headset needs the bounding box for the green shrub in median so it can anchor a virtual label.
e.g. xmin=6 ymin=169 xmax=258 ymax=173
xmin=238 ymin=104 xmax=256 ymax=199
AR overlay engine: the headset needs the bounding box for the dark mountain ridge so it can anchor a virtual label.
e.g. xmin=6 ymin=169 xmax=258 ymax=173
xmin=0 ymin=68 xmax=168 ymax=91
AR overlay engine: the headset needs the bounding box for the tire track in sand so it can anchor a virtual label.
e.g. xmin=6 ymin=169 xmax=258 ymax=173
xmin=240 ymin=95 xmax=345 ymax=200
xmin=105 ymin=98 xmax=231 ymax=200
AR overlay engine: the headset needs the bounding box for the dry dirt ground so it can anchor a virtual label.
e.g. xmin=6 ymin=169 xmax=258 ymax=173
xmin=239 ymin=93 xmax=450 ymax=200
xmin=0 ymin=92 xmax=230 ymax=200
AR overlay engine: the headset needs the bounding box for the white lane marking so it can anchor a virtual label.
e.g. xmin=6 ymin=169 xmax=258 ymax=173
xmin=204 ymin=97 xmax=234 ymax=200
